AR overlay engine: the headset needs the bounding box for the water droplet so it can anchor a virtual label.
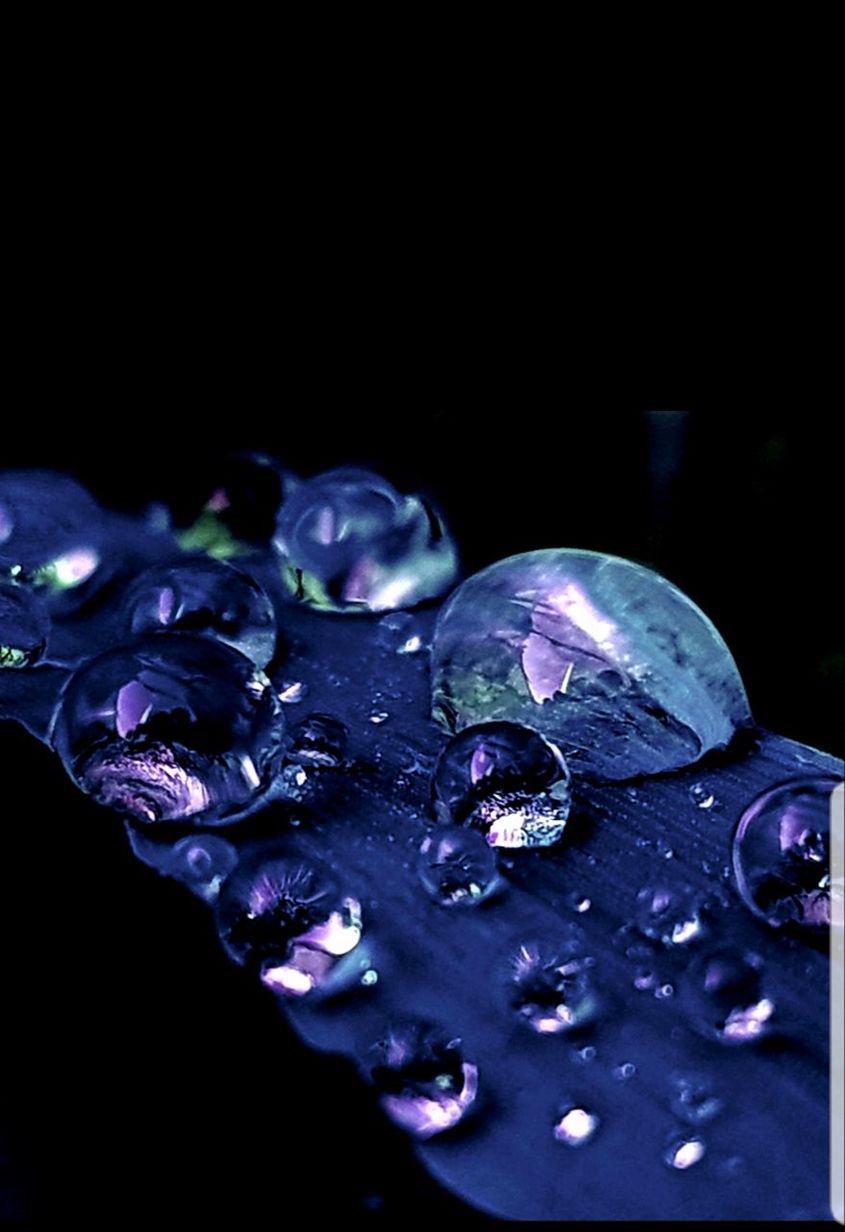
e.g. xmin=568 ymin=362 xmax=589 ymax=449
xmin=432 ymin=721 xmax=571 ymax=850
xmin=633 ymin=968 xmax=657 ymax=991
xmin=377 ymin=611 xmax=425 ymax=655
xmin=216 ymin=852 xmax=364 ymax=998
xmin=127 ymin=827 xmax=238 ymax=900
xmin=369 ymin=711 xmax=390 ymax=725
xmin=553 ymin=1104 xmax=600 ymax=1146
xmin=732 ymin=776 xmax=842 ymax=932
xmin=683 ymin=949 xmax=774 ymax=1044
xmin=655 ymin=983 xmax=675 ymax=1000
xmin=664 ymin=1136 xmax=706 ymax=1170
xmin=0 ymin=581 xmax=50 ymax=668
xmin=177 ymin=452 xmax=296 ymax=558
xmin=287 ymin=713 xmax=348 ymax=767
xmin=123 ymin=557 xmax=277 ymax=667
xmin=566 ymin=892 xmax=592 ymax=914
xmin=52 ymin=634 xmax=284 ymax=824
xmin=669 ymin=1072 xmax=723 ymax=1125
xmin=370 ymin=1020 xmax=478 ymax=1139
xmin=430 ymin=549 xmax=751 ymax=781
xmin=275 ymin=468 xmax=458 ymax=613
xmin=635 ymin=886 xmax=706 ymax=947
xmin=574 ymin=1045 xmax=597 ymax=1063
xmin=613 ymin=1062 xmax=637 ymax=1081
xmin=689 ymin=782 xmax=717 ymax=810
xmin=417 ymin=829 xmax=502 ymax=908
xmin=278 ymin=681 xmax=307 ymax=704
xmin=656 ymin=839 xmax=675 ymax=860
xmin=361 ymin=968 xmax=379 ymax=987
xmin=509 ymin=938 xmax=597 ymax=1034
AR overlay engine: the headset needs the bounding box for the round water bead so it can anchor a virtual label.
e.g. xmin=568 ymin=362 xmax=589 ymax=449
xmin=732 ymin=776 xmax=842 ymax=932
xmin=286 ymin=713 xmax=348 ymax=767
xmin=275 ymin=467 xmax=458 ymax=613
xmin=553 ymin=1104 xmax=600 ymax=1146
xmin=123 ymin=556 xmax=277 ymax=667
xmin=51 ymin=633 xmax=284 ymax=825
xmin=216 ymin=852 xmax=364 ymax=998
xmin=417 ymin=829 xmax=502 ymax=907
xmin=682 ymin=949 xmax=774 ymax=1045
xmin=177 ymin=453 xmax=297 ymax=558
xmin=430 ymin=549 xmax=751 ymax=781
xmin=635 ymin=885 xmax=706 ymax=947
xmin=0 ymin=581 xmax=50 ymax=668
xmin=509 ymin=938 xmax=597 ymax=1035
xmin=0 ymin=470 xmax=106 ymax=609
xmin=432 ymin=721 xmax=571 ymax=849
xmin=370 ymin=1019 xmax=479 ymax=1140
xmin=664 ymin=1136 xmax=706 ymax=1170
xmin=127 ymin=826 xmax=238 ymax=901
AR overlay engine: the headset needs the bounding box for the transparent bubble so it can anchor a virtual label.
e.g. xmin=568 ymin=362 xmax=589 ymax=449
xmin=52 ymin=634 xmax=284 ymax=825
xmin=417 ymin=829 xmax=502 ymax=907
xmin=732 ymin=776 xmax=842 ymax=932
xmin=0 ymin=470 xmax=106 ymax=610
xmin=509 ymin=939 xmax=597 ymax=1035
xmin=669 ymin=1072 xmax=723 ymax=1126
xmin=370 ymin=1019 xmax=478 ymax=1139
xmin=683 ymin=949 xmax=774 ymax=1044
xmin=664 ymin=1136 xmax=706 ymax=1170
xmin=0 ymin=581 xmax=50 ymax=668
xmin=432 ymin=721 xmax=571 ymax=850
xmin=553 ymin=1104 xmax=600 ymax=1146
xmin=275 ymin=467 xmax=458 ymax=613
xmin=177 ymin=453 xmax=297 ymax=558
xmin=123 ymin=557 xmax=277 ymax=667
xmin=128 ymin=827 xmax=238 ymax=901
xmin=689 ymin=782 xmax=717 ymax=810
xmin=635 ymin=885 xmax=706 ymax=947
xmin=287 ymin=713 xmax=348 ymax=767
xmin=216 ymin=852 xmax=364 ymax=998
xmin=430 ymin=549 xmax=751 ymax=781
xmin=377 ymin=611 xmax=425 ymax=655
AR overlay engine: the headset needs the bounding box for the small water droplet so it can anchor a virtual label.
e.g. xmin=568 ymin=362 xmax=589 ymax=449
xmin=566 ymin=892 xmax=592 ymax=914
xmin=664 ymin=1136 xmax=706 ymax=1170
xmin=732 ymin=776 xmax=842 ymax=933
xmin=574 ymin=1045 xmax=597 ymax=1063
xmin=361 ymin=968 xmax=379 ymax=986
xmin=669 ymin=1072 xmax=723 ymax=1125
xmin=433 ymin=721 xmax=571 ymax=850
xmin=553 ymin=1104 xmax=600 ymax=1146
xmin=288 ymin=712 xmax=348 ymax=767
xmin=509 ymin=937 xmax=597 ymax=1035
xmin=370 ymin=1020 xmax=478 ymax=1139
xmin=278 ymin=681 xmax=307 ymax=704
xmin=689 ymin=783 xmax=717 ymax=810
xmin=613 ymin=1062 xmax=637 ymax=1081
xmin=655 ymin=983 xmax=675 ymax=1000
xmin=633 ymin=968 xmax=657 ymax=991
xmin=369 ymin=711 xmax=390 ymax=725
xmin=417 ymin=830 xmax=502 ymax=908
xmin=683 ymin=949 xmax=774 ymax=1044
xmin=636 ymin=886 xmax=706 ymax=947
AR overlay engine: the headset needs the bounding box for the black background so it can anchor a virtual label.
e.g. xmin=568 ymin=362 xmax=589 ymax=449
xmin=2 ymin=296 xmax=841 ymax=1224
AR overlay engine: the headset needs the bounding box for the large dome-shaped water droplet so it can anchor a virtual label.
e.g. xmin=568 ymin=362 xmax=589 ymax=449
xmin=732 ymin=776 xmax=842 ymax=933
xmin=682 ymin=949 xmax=774 ymax=1044
xmin=177 ymin=453 xmax=297 ymax=558
xmin=275 ymin=468 xmax=458 ymax=613
xmin=430 ymin=549 xmax=751 ymax=781
xmin=51 ymin=634 xmax=284 ymax=824
xmin=509 ymin=937 xmax=598 ymax=1034
xmin=417 ymin=829 xmax=502 ymax=907
xmin=432 ymin=721 xmax=571 ymax=849
xmin=0 ymin=581 xmax=50 ymax=668
xmin=369 ymin=1019 xmax=479 ymax=1139
xmin=123 ymin=557 xmax=277 ymax=667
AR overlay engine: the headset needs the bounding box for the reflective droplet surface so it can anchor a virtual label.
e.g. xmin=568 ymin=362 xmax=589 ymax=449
xmin=123 ymin=557 xmax=277 ymax=667
xmin=417 ymin=829 xmax=502 ymax=907
xmin=216 ymin=852 xmax=364 ymax=997
xmin=431 ymin=549 xmax=751 ymax=781
xmin=370 ymin=1020 xmax=478 ymax=1139
xmin=52 ymin=634 xmax=284 ymax=824
xmin=669 ymin=1072 xmax=724 ymax=1126
xmin=0 ymin=581 xmax=50 ymax=668
xmin=635 ymin=885 xmax=706 ymax=947
xmin=683 ymin=949 xmax=774 ymax=1044
xmin=689 ymin=782 xmax=717 ymax=810
xmin=509 ymin=938 xmax=597 ymax=1034
xmin=276 ymin=468 xmax=458 ymax=613
xmin=432 ymin=721 xmax=571 ymax=849
xmin=177 ymin=453 xmax=296 ymax=558
xmin=287 ymin=713 xmax=348 ymax=767
xmin=128 ymin=827 xmax=238 ymax=901
xmin=664 ymin=1136 xmax=706 ymax=1170
xmin=553 ymin=1104 xmax=600 ymax=1146
xmin=732 ymin=776 xmax=842 ymax=932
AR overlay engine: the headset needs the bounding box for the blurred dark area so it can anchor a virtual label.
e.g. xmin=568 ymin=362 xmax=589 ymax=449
xmin=2 ymin=324 xmax=841 ymax=1223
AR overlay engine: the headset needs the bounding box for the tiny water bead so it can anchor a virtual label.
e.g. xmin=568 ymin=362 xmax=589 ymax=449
xmin=51 ymin=634 xmax=284 ymax=825
xmin=370 ymin=1020 xmax=479 ymax=1140
xmin=430 ymin=549 xmax=751 ymax=781
xmin=432 ymin=721 xmax=571 ymax=850
xmin=669 ymin=1072 xmax=724 ymax=1126
xmin=417 ymin=830 xmax=502 ymax=908
xmin=123 ymin=557 xmax=277 ymax=668
xmin=553 ymin=1104 xmax=600 ymax=1146
xmin=377 ymin=611 xmax=425 ymax=655
xmin=689 ymin=782 xmax=717 ymax=809
xmin=128 ymin=827 xmax=238 ymax=901
xmin=287 ymin=713 xmax=348 ymax=767
xmin=683 ymin=950 xmax=774 ymax=1044
xmin=0 ymin=581 xmax=50 ymax=668
xmin=509 ymin=939 xmax=597 ymax=1035
xmin=732 ymin=776 xmax=842 ymax=932
xmin=275 ymin=467 xmax=458 ymax=613
xmin=177 ymin=452 xmax=297 ymax=558
xmin=635 ymin=886 xmax=706 ymax=947
xmin=216 ymin=853 xmax=364 ymax=998
xmin=664 ymin=1137 xmax=706 ymax=1170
